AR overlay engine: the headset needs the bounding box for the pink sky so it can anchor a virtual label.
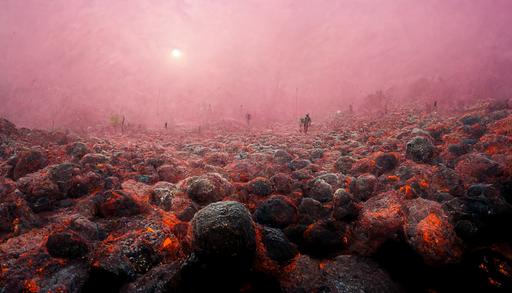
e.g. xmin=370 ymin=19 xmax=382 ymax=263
xmin=1 ymin=0 xmax=511 ymax=128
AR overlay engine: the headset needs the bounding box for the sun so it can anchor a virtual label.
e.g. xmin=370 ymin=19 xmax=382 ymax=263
xmin=171 ymin=48 xmax=183 ymax=59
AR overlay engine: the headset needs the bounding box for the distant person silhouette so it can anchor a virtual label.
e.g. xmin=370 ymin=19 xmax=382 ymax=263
xmin=303 ymin=113 xmax=312 ymax=134
xmin=246 ymin=113 xmax=252 ymax=127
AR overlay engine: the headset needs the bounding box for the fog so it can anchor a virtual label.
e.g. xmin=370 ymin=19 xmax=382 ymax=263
xmin=1 ymin=0 xmax=512 ymax=129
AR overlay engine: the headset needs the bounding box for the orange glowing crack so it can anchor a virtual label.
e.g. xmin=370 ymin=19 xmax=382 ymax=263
xmin=24 ymin=279 xmax=39 ymax=293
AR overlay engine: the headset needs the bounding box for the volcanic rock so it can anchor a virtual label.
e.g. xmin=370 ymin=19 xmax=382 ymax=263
xmin=305 ymin=177 xmax=334 ymax=202
xmin=48 ymin=163 xmax=82 ymax=195
xmin=332 ymin=188 xmax=359 ymax=221
xmin=80 ymin=153 xmax=109 ymax=166
xmin=69 ymin=216 xmax=105 ymax=240
xmin=310 ymin=148 xmax=324 ymax=161
xmin=375 ymin=152 xmax=399 ymax=175
xmin=254 ymin=195 xmax=298 ymax=228
xmin=461 ymin=115 xmax=481 ymax=125
xmin=95 ymin=190 xmax=142 ymax=218
xmin=122 ymin=262 xmax=182 ymax=293
xmin=280 ymin=254 xmax=402 ymax=292
xmin=442 ymin=185 xmax=512 ymax=241
xmin=191 ymin=201 xmax=256 ymax=262
xmin=350 ymin=191 xmax=405 ymax=255
xmin=260 ymin=226 xmax=298 ymax=264
xmin=0 ymin=192 xmax=40 ymax=236
xmin=9 ymin=149 xmax=48 ymax=180
xmin=247 ymin=176 xmax=273 ymax=196
xmin=351 ymin=157 xmax=377 ymax=176
xmin=105 ymin=176 xmax=121 ymax=190
xmin=302 ymin=218 xmax=347 ymax=256
xmin=406 ymin=136 xmax=436 ymax=163
xmin=273 ymin=149 xmax=293 ymax=164
xmin=288 ymin=159 xmax=311 ymax=171
xmin=150 ymin=181 xmax=178 ymax=211
xmin=0 ymin=118 xmax=17 ymax=136
xmin=298 ymin=197 xmax=330 ymax=225
xmin=46 ymin=231 xmax=88 ymax=259
xmin=334 ymin=155 xmax=356 ymax=174
xmin=350 ymin=173 xmax=378 ymax=201
xmin=455 ymin=153 xmax=503 ymax=183
xmin=270 ymin=173 xmax=293 ymax=194
xmin=66 ymin=142 xmax=90 ymax=159
xmin=17 ymin=171 xmax=63 ymax=212
xmin=183 ymin=173 xmax=233 ymax=205
xmin=404 ymin=198 xmax=462 ymax=265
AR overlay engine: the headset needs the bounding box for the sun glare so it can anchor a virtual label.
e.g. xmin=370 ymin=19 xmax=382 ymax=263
xmin=171 ymin=48 xmax=183 ymax=59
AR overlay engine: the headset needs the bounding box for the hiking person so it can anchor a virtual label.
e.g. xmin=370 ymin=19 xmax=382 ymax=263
xmin=303 ymin=113 xmax=312 ymax=134
xmin=246 ymin=113 xmax=252 ymax=127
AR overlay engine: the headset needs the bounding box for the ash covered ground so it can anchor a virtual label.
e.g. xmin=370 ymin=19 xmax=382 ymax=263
xmin=1 ymin=99 xmax=512 ymax=293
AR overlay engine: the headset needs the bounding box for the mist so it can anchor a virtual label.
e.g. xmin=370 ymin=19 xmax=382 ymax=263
xmin=1 ymin=0 xmax=512 ymax=129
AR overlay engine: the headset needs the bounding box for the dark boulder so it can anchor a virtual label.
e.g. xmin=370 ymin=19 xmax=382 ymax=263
xmin=443 ymin=185 xmax=512 ymax=242
xmin=66 ymin=142 xmax=89 ymax=159
xmin=191 ymin=201 xmax=256 ymax=262
xmin=350 ymin=191 xmax=405 ymax=255
xmin=406 ymin=136 xmax=436 ymax=163
xmin=455 ymin=153 xmax=503 ymax=183
xmin=375 ymin=152 xmax=399 ymax=175
xmin=302 ymin=219 xmax=347 ymax=256
xmin=273 ymin=149 xmax=293 ymax=164
xmin=204 ymin=152 xmax=230 ymax=167
xmin=69 ymin=216 xmax=105 ymax=240
xmin=150 ymin=181 xmax=178 ymax=211
xmin=261 ymin=226 xmax=298 ymax=264
xmin=39 ymin=263 xmax=89 ymax=293
xmin=280 ymin=255 xmax=402 ymax=292
xmin=350 ymin=173 xmax=377 ymax=201
xmin=254 ymin=195 xmax=298 ymax=228
xmin=0 ymin=192 xmax=40 ymax=236
xmin=310 ymin=148 xmax=324 ymax=161
xmin=9 ymin=149 xmax=48 ymax=180
xmin=351 ymin=158 xmax=377 ymax=176
xmin=247 ymin=177 xmax=273 ymax=196
xmin=86 ymin=228 xmax=169 ymax=291
xmin=105 ymin=176 xmax=121 ymax=190
xmin=305 ymin=177 xmax=333 ymax=203
xmin=461 ymin=115 xmax=481 ymax=125
xmin=122 ymin=262 xmax=182 ymax=293
xmin=0 ymin=118 xmax=17 ymax=136
xmin=270 ymin=173 xmax=293 ymax=194
xmin=448 ymin=143 xmax=470 ymax=157
xmin=184 ymin=173 xmax=233 ymax=205
xmin=80 ymin=153 xmax=109 ymax=166
xmin=405 ymin=198 xmax=462 ymax=265
xmin=95 ymin=190 xmax=142 ymax=218
xmin=46 ymin=231 xmax=88 ymax=259
xmin=332 ymin=188 xmax=359 ymax=221
xmin=16 ymin=171 xmax=62 ymax=212
xmin=298 ymin=197 xmax=330 ymax=224
xmin=334 ymin=156 xmax=356 ymax=174
xmin=157 ymin=164 xmax=186 ymax=183
xmin=48 ymin=163 xmax=82 ymax=195
xmin=288 ymin=159 xmax=311 ymax=171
